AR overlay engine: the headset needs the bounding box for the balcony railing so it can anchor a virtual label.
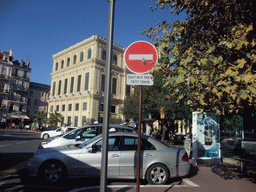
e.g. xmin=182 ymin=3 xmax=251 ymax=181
xmin=12 ymin=74 xmax=29 ymax=80
xmin=9 ymin=96 xmax=27 ymax=103
xmin=0 ymin=104 xmax=6 ymax=109
xmin=0 ymin=89 xmax=8 ymax=94
xmin=0 ymin=74 xmax=10 ymax=80
xmin=10 ymin=85 xmax=29 ymax=92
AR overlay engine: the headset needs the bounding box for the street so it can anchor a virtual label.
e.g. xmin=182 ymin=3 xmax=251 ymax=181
xmin=0 ymin=129 xmax=41 ymax=171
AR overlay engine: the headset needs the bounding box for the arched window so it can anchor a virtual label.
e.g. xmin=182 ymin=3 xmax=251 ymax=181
xmin=61 ymin=60 xmax=64 ymax=69
xmin=80 ymin=52 xmax=84 ymax=62
xmin=87 ymin=48 xmax=92 ymax=59
xmin=102 ymin=50 xmax=106 ymax=61
xmin=113 ymin=55 xmax=117 ymax=65
xmin=55 ymin=62 xmax=58 ymax=71
xmin=67 ymin=58 xmax=70 ymax=67
xmin=73 ymin=55 xmax=77 ymax=64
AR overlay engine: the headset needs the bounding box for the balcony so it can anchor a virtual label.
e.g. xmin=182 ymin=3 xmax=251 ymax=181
xmin=12 ymin=74 xmax=30 ymax=81
xmin=9 ymin=96 xmax=27 ymax=104
xmin=0 ymin=89 xmax=8 ymax=95
xmin=0 ymin=74 xmax=10 ymax=81
xmin=0 ymin=104 xmax=6 ymax=110
xmin=10 ymin=85 xmax=29 ymax=92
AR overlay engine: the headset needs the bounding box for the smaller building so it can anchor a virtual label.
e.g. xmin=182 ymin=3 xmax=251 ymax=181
xmin=27 ymin=82 xmax=50 ymax=119
xmin=7 ymin=54 xmax=31 ymax=126
xmin=0 ymin=49 xmax=13 ymax=126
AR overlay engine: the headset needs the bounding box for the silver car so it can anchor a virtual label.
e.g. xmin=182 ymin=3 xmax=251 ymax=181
xmin=39 ymin=124 xmax=136 ymax=149
xmin=27 ymin=132 xmax=190 ymax=185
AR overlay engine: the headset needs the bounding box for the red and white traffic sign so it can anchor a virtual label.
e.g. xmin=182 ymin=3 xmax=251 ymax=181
xmin=124 ymin=41 xmax=158 ymax=74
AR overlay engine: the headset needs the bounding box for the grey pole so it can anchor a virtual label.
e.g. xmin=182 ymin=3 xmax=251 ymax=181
xmin=100 ymin=0 xmax=115 ymax=191
xmin=136 ymin=85 xmax=143 ymax=192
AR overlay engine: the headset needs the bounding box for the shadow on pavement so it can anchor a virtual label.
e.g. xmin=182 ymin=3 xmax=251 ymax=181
xmin=18 ymin=167 xmax=102 ymax=192
xmin=211 ymin=163 xmax=256 ymax=184
xmin=186 ymin=164 xmax=199 ymax=179
xmin=0 ymin=152 xmax=34 ymax=172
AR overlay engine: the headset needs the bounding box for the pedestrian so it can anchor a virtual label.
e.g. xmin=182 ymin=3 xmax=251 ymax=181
xmin=145 ymin=123 xmax=152 ymax=136
xmin=61 ymin=123 xmax=67 ymax=135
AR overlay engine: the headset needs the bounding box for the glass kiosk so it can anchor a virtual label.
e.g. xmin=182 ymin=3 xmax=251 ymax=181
xmin=191 ymin=112 xmax=220 ymax=166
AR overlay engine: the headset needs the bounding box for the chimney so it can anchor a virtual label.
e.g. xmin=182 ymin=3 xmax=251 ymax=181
xmin=10 ymin=48 xmax=13 ymax=56
xmin=20 ymin=60 xmax=24 ymax=67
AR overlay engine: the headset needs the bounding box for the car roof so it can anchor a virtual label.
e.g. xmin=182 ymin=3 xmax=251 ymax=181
xmin=79 ymin=124 xmax=135 ymax=130
xmin=102 ymin=132 xmax=170 ymax=150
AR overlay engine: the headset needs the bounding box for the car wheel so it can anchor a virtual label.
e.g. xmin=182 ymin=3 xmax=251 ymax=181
xmin=43 ymin=134 xmax=50 ymax=140
xmin=146 ymin=163 xmax=169 ymax=185
xmin=39 ymin=160 xmax=67 ymax=184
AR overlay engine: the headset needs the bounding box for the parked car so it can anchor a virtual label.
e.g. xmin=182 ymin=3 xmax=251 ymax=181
xmin=24 ymin=124 xmax=31 ymax=129
xmin=234 ymin=132 xmax=256 ymax=157
xmin=27 ymin=132 xmax=190 ymax=185
xmin=41 ymin=126 xmax=78 ymax=140
xmin=39 ymin=124 xmax=136 ymax=149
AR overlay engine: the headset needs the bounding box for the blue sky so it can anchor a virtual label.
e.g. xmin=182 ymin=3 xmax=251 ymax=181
xmin=0 ymin=0 xmax=186 ymax=86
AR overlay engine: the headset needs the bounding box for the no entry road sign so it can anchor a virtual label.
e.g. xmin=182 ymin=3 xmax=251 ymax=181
xmin=124 ymin=41 xmax=158 ymax=74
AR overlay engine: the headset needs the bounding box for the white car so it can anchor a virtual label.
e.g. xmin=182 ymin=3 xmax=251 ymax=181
xmin=41 ymin=127 xmax=77 ymax=140
xmin=39 ymin=124 xmax=136 ymax=149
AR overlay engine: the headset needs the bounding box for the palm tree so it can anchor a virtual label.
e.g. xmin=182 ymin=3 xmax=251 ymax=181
xmin=48 ymin=111 xmax=64 ymax=127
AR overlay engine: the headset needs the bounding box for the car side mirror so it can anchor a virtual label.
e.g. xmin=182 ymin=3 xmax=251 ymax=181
xmin=75 ymin=135 xmax=81 ymax=141
xmin=87 ymin=147 xmax=93 ymax=152
xmin=88 ymin=145 xmax=96 ymax=152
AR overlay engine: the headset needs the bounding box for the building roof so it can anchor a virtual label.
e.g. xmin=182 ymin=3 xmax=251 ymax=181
xmin=30 ymin=82 xmax=50 ymax=91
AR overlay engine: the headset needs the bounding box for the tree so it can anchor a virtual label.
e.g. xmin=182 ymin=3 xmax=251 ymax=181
xmin=121 ymin=69 xmax=193 ymax=139
xmin=48 ymin=111 xmax=64 ymax=127
xmin=142 ymin=0 xmax=256 ymax=116
xmin=221 ymin=114 xmax=243 ymax=133
xmin=33 ymin=111 xmax=47 ymax=125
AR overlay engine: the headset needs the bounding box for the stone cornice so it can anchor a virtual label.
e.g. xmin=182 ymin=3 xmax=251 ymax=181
xmin=53 ymin=35 xmax=125 ymax=59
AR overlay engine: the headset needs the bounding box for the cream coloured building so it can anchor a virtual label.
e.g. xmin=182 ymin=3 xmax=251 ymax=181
xmin=48 ymin=35 xmax=130 ymax=127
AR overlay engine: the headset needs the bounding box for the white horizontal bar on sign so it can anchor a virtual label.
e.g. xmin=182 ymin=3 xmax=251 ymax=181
xmin=129 ymin=54 xmax=153 ymax=60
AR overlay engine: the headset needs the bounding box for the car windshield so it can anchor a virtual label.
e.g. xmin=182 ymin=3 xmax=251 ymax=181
xmin=78 ymin=134 xmax=102 ymax=148
xmin=63 ymin=128 xmax=84 ymax=139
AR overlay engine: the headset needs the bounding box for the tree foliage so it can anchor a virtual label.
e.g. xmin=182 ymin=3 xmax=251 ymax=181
xmin=48 ymin=111 xmax=64 ymax=126
xmin=142 ymin=0 xmax=256 ymax=115
xmin=120 ymin=70 xmax=193 ymax=122
xmin=32 ymin=111 xmax=47 ymax=125
xmin=222 ymin=114 xmax=243 ymax=133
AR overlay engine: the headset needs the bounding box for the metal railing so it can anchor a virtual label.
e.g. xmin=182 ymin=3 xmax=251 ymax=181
xmin=0 ymin=74 xmax=10 ymax=80
xmin=10 ymin=85 xmax=29 ymax=92
xmin=0 ymin=89 xmax=8 ymax=94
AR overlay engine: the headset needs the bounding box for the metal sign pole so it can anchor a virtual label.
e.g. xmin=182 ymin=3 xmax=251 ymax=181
xmin=100 ymin=0 xmax=115 ymax=191
xmin=136 ymin=85 xmax=143 ymax=192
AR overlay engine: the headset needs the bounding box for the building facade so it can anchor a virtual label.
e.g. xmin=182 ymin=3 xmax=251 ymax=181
xmin=7 ymin=55 xmax=31 ymax=126
xmin=27 ymin=82 xmax=50 ymax=118
xmin=48 ymin=35 xmax=130 ymax=127
xmin=0 ymin=49 xmax=13 ymax=125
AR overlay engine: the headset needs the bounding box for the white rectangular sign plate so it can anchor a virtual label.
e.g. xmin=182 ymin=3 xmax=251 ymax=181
xmin=127 ymin=74 xmax=154 ymax=85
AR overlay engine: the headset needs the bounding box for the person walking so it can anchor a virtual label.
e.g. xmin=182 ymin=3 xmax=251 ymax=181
xmin=61 ymin=123 xmax=67 ymax=135
xmin=145 ymin=123 xmax=152 ymax=136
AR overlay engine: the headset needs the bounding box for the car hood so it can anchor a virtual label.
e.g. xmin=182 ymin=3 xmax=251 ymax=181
xmin=36 ymin=144 xmax=81 ymax=155
xmin=44 ymin=135 xmax=61 ymax=142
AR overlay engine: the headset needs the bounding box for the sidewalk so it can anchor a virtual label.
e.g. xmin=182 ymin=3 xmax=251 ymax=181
xmin=70 ymin=159 xmax=256 ymax=192
xmin=0 ymin=157 xmax=256 ymax=192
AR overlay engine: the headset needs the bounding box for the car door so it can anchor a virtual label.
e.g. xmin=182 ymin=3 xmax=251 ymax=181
xmin=78 ymin=136 xmax=120 ymax=177
xmin=51 ymin=128 xmax=62 ymax=137
xmin=119 ymin=136 xmax=157 ymax=178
